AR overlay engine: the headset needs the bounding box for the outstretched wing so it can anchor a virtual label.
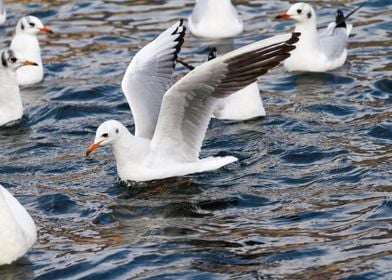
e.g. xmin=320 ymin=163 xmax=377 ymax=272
xmin=121 ymin=20 xmax=186 ymax=139
xmin=148 ymin=33 xmax=300 ymax=164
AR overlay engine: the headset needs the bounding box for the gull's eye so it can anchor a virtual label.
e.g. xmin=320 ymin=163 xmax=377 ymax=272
xmin=102 ymin=133 xmax=108 ymax=138
xmin=9 ymin=57 xmax=17 ymax=63
xmin=29 ymin=22 xmax=35 ymax=27
xmin=297 ymin=9 xmax=302 ymax=14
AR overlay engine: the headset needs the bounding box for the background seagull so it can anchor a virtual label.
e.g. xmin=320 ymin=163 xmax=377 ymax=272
xmin=188 ymin=0 xmax=243 ymax=39
xmin=188 ymin=0 xmax=266 ymax=120
xmin=86 ymin=20 xmax=300 ymax=182
xmin=10 ymin=16 xmax=53 ymax=86
xmin=0 ymin=184 xmax=37 ymax=265
xmin=276 ymin=2 xmax=355 ymax=72
xmin=0 ymin=48 xmax=38 ymax=127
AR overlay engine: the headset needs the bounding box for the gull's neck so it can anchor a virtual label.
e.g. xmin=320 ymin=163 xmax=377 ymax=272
xmin=197 ymin=0 xmax=236 ymax=16
xmin=0 ymin=68 xmax=18 ymax=87
xmin=0 ymin=68 xmax=23 ymax=126
xmin=111 ymin=132 xmax=150 ymax=179
xmin=11 ymin=33 xmax=41 ymax=61
xmin=13 ymin=31 xmax=39 ymax=41
xmin=294 ymin=19 xmax=319 ymax=49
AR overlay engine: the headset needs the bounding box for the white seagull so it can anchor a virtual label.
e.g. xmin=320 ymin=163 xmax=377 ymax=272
xmin=188 ymin=0 xmax=266 ymax=120
xmin=0 ymin=48 xmax=38 ymax=127
xmin=10 ymin=16 xmax=53 ymax=86
xmin=188 ymin=0 xmax=243 ymax=39
xmin=86 ymin=21 xmax=299 ymax=182
xmin=276 ymin=2 xmax=353 ymax=72
xmin=0 ymin=0 xmax=6 ymax=25
xmin=0 ymin=184 xmax=37 ymax=265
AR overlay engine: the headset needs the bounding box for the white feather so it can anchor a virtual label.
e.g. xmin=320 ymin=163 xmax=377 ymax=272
xmin=0 ymin=49 xmax=26 ymax=126
xmin=0 ymin=184 xmax=37 ymax=265
xmin=88 ymin=26 xmax=298 ymax=181
xmin=148 ymin=33 xmax=296 ymax=165
xmin=10 ymin=16 xmax=49 ymax=85
xmin=0 ymin=0 xmax=6 ymax=25
xmin=188 ymin=0 xmax=243 ymax=39
xmin=121 ymin=21 xmax=185 ymax=139
xmin=282 ymin=3 xmax=352 ymax=72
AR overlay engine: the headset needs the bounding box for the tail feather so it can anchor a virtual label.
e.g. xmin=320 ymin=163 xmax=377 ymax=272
xmin=335 ymin=5 xmax=362 ymax=28
xmin=318 ymin=5 xmax=362 ymax=30
xmin=335 ymin=10 xmax=346 ymax=28
xmin=198 ymin=156 xmax=238 ymax=172
xmin=343 ymin=5 xmax=363 ymax=21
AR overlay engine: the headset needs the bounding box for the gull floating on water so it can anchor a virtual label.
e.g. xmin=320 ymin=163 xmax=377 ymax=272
xmin=188 ymin=0 xmax=243 ymax=39
xmin=0 ymin=0 xmax=6 ymax=25
xmin=10 ymin=16 xmax=53 ymax=86
xmin=188 ymin=0 xmax=266 ymax=120
xmin=276 ymin=2 xmax=355 ymax=72
xmin=86 ymin=21 xmax=299 ymax=182
xmin=0 ymin=48 xmax=38 ymax=127
xmin=0 ymin=184 xmax=37 ymax=265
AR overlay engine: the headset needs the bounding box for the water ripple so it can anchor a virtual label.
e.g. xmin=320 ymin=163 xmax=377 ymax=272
xmin=0 ymin=0 xmax=391 ymax=279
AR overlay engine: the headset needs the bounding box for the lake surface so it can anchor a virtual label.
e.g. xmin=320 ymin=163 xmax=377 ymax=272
xmin=0 ymin=0 xmax=391 ymax=279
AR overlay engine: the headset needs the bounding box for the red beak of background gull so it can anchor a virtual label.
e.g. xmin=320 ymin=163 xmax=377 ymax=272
xmin=23 ymin=60 xmax=39 ymax=66
xmin=86 ymin=142 xmax=102 ymax=157
xmin=39 ymin=26 xmax=53 ymax=34
xmin=275 ymin=12 xmax=291 ymax=20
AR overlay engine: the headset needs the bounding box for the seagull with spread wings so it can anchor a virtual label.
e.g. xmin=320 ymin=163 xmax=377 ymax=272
xmin=86 ymin=21 xmax=300 ymax=182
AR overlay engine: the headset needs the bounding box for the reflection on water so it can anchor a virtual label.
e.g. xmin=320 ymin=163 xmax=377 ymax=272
xmin=0 ymin=0 xmax=391 ymax=279
xmin=0 ymin=260 xmax=34 ymax=280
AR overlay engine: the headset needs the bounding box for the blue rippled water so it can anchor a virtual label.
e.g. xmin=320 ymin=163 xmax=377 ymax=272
xmin=0 ymin=0 xmax=391 ymax=279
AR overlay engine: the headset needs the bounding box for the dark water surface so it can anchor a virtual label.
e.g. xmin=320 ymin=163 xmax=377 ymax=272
xmin=1 ymin=0 xmax=391 ymax=279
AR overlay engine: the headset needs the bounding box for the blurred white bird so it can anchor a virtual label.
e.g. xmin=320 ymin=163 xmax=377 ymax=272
xmin=188 ymin=0 xmax=268 ymax=120
xmin=0 ymin=184 xmax=37 ymax=265
xmin=86 ymin=20 xmax=300 ymax=182
xmin=0 ymin=48 xmax=38 ymax=127
xmin=276 ymin=2 xmax=356 ymax=72
xmin=188 ymin=0 xmax=243 ymax=39
xmin=0 ymin=0 xmax=6 ymax=25
xmin=10 ymin=16 xmax=52 ymax=85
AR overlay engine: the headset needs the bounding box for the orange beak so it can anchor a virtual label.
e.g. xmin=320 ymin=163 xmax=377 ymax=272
xmin=275 ymin=12 xmax=291 ymax=20
xmin=39 ymin=26 xmax=53 ymax=34
xmin=23 ymin=60 xmax=39 ymax=66
xmin=86 ymin=141 xmax=102 ymax=157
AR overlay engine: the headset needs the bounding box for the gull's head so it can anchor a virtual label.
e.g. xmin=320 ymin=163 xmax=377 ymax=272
xmin=86 ymin=120 xmax=127 ymax=157
xmin=1 ymin=48 xmax=38 ymax=71
xmin=276 ymin=3 xmax=316 ymax=24
xmin=16 ymin=16 xmax=53 ymax=35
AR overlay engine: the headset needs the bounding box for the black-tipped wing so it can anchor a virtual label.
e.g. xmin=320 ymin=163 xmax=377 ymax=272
xmin=121 ymin=20 xmax=186 ymax=139
xmin=148 ymin=33 xmax=300 ymax=164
